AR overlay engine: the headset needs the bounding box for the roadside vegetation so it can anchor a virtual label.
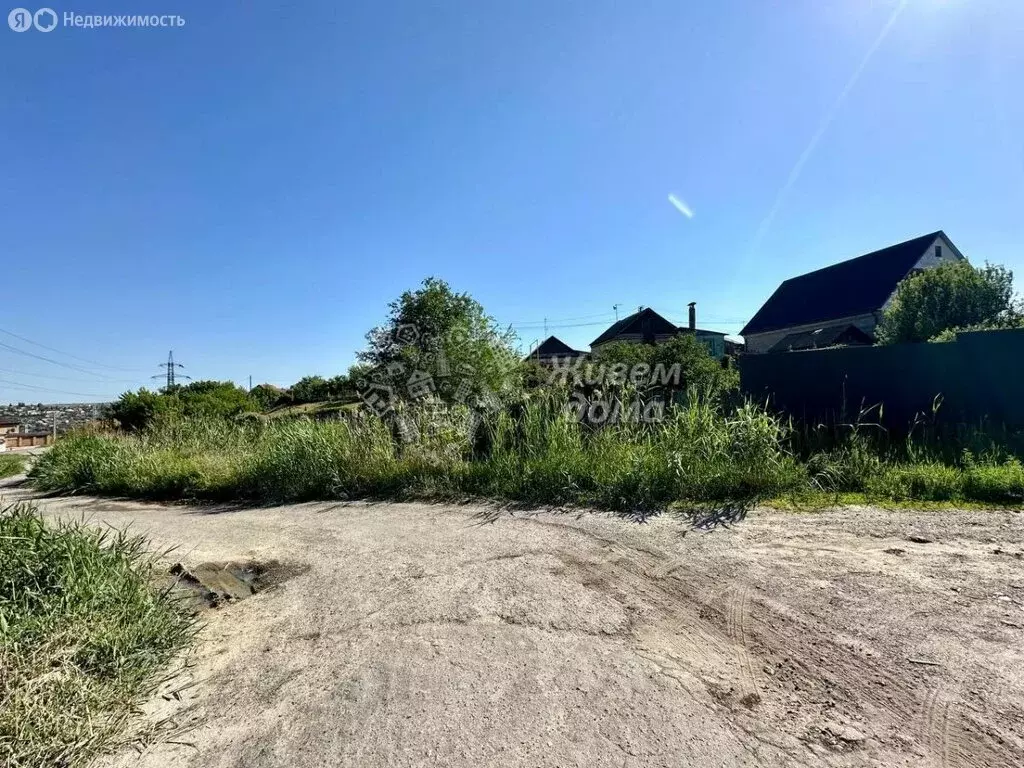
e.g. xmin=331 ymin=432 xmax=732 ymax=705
xmin=30 ymin=393 xmax=1024 ymax=509
xmin=0 ymin=453 xmax=26 ymax=479
xmin=0 ymin=503 xmax=196 ymax=767
xmin=30 ymin=394 xmax=804 ymax=510
xmin=35 ymin=275 xmax=1024 ymax=511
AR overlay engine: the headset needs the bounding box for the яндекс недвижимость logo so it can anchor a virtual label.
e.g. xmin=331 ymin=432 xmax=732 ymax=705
xmin=8 ymin=8 xmax=184 ymax=31
xmin=8 ymin=7 xmax=56 ymax=31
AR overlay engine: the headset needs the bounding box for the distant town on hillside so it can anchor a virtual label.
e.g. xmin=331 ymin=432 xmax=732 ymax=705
xmin=0 ymin=402 xmax=107 ymax=435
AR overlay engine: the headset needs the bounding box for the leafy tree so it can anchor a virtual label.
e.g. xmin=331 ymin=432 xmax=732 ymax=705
xmin=326 ymin=374 xmax=358 ymax=400
xmin=877 ymin=261 xmax=1022 ymax=344
xmin=105 ymin=381 xmax=257 ymax=431
xmin=290 ymin=375 xmax=331 ymax=404
xmin=592 ymin=341 xmax=653 ymax=371
xmin=249 ymin=383 xmax=287 ymax=410
xmin=174 ymin=381 xmax=258 ymax=420
xmin=593 ymin=336 xmax=737 ymax=396
xmin=104 ymin=388 xmax=174 ymax=431
xmin=359 ymin=277 xmax=521 ymax=404
xmin=649 ymin=335 xmax=738 ymax=395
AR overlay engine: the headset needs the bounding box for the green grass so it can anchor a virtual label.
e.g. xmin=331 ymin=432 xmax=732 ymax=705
xmin=0 ymin=502 xmax=197 ymax=767
xmin=31 ymin=396 xmax=806 ymax=510
xmin=28 ymin=394 xmax=1024 ymax=511
xmin=0 ymin=453 xmax=26 ymax=479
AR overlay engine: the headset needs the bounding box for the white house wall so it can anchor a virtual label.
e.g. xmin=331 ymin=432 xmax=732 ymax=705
xmin=880 ymin=233 xmax=963 ymax=311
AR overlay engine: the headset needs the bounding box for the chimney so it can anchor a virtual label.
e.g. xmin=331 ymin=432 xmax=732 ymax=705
xmin=687 ymin=302 xmax=696 ymax=331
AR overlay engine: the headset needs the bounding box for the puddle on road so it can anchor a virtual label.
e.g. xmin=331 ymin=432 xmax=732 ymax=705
xmin=167 ymin=560 xmax=308 ymax=610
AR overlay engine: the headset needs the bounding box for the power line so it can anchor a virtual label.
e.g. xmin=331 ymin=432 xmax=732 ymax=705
xmin=666 ymin=316 xmax=748 ymax=325
xmin=505 ymin=311 xmax=620 ymax=326
xmin=0 ymin=327 xmax=148 ymax=373
xmin=510 ymin=317 xmax=617 ymax=331
xmin=0 ymin=340 xmax=130 ymax=382
xmin=0 ymin=366 xmax=139 ymax=384
xmin=0 ymin=376 xmax=109 ymax=399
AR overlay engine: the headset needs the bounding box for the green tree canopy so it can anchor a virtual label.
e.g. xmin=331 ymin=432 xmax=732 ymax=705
xmin=289 ymin=375 xmax=331 ymax=404
xmin=358 ymin=277 xmax=521 ymax=404
xmin=592 ymin=335 xmax=737 ymax=396
xmin=877 ymin=261 xmax=1021 ymax=344
xmin=649 ymin=335 xmax=737 ymax=395
xmin=176 ymin=381 xmax=256 ymax=419
xmin=105 ymin=381 xmax=258 ymax=430
xmin=103 ymin=388 xmax=175 ymax=431
xmin=249 ymin=384 xmax=288 ymax=410
xmin=591 ymin=341 xmax=653 ymax=371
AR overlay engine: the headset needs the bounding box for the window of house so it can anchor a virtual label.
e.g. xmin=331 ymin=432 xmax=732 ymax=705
xmin=935 ymin=244 xmax=942 ymax=260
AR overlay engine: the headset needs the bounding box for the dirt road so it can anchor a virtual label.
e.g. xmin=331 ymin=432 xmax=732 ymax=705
xmin=5 ymin=479 xmax=1024 ymax=767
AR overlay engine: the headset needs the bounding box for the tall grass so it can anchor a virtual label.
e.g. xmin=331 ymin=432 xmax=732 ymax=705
xmin=29 ymin=391 xmax=1024 ymax=509
xmin=0 ymin=502 xmax=197 ymax=767
xmin=0 ymin=453 xmax=26 ymax=479
xmin=32 ymin=393 xmax=805 ymax=510
xmin=794 ymin=402 xmax=1024 ymax=503
xmin=471 ymin=397 xmax=804 ymax=509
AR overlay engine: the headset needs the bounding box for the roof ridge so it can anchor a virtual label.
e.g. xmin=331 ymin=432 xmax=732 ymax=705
xmin=740 ymin=231 xmax=952 ymax=337
xmin=781 ymin=231 xmax=942 ymax=283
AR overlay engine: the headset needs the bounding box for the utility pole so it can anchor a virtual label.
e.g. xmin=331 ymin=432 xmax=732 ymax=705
xmin=153 ymin=350 xmax=191 ymax=391
xmin=248 ymin=375 xmax=252 ymax=392
xmin=543 ymin=317 xmax=548 ymax=337
xmin=613 ymin=304 xmax=620 ymax=321
xmin=52 ymin=411 xmax=56 ymax=440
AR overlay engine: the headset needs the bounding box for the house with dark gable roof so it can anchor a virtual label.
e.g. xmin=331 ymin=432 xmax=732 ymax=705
xmin=524 ymin=336 xmax=586 ymax=367
xmin=740 ymin=231 xmax=966 ymax=354
xmin=591 ymin=304 xmax=729 ymax=359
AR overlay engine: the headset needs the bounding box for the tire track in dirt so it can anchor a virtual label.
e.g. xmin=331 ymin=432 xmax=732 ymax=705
xmin=919 ymin=685 xmax=1016 ymax=768
xmin=726 ymin=586 xmax=761 ymax=708
xmin=558 ymin=544 xmax=736 ymax=690
xmin=922 ymin=687 xmax=956 ymax=768
xmin=520 ymin=513 xmax=1024 ymax=767
xmin=561 ymin=538 xmax=772 ymax=717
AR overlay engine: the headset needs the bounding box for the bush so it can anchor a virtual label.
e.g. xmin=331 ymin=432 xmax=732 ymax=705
xmin=103 ymin=388 xmax=174 ymax=431
xmin=289 ymin=376 xmax=331 ymax=404
xmin=105 ymin=381 xmax=259 ymax=432
xmin=249 ymin=383 xmax=287 ymax=409
xmin=877 ymin=260 xmax=1021 ymax=344
xmin=0 ymin=503 xmax=196 ymax=767
xmin=593 ymin=335 xmax=738 ymax=398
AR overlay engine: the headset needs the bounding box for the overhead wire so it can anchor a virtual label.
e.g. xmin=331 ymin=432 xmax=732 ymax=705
xmin=0 ymin=365 xmax=140 ymax=384
xmin=0 ymin=327 xmax=148 ymax=373
xmin=0 ymin=340 xmax=136 ymax=382
xmin=0 ymin=376 xmax=110 ymax=399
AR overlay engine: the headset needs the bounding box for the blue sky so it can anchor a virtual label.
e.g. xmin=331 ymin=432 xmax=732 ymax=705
xmin=2 ymin=0 xmax=1022 ymax=402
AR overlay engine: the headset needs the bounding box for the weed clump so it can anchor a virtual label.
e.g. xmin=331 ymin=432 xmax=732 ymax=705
xmin=0 ymin=503 xmax=197 ymax=767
